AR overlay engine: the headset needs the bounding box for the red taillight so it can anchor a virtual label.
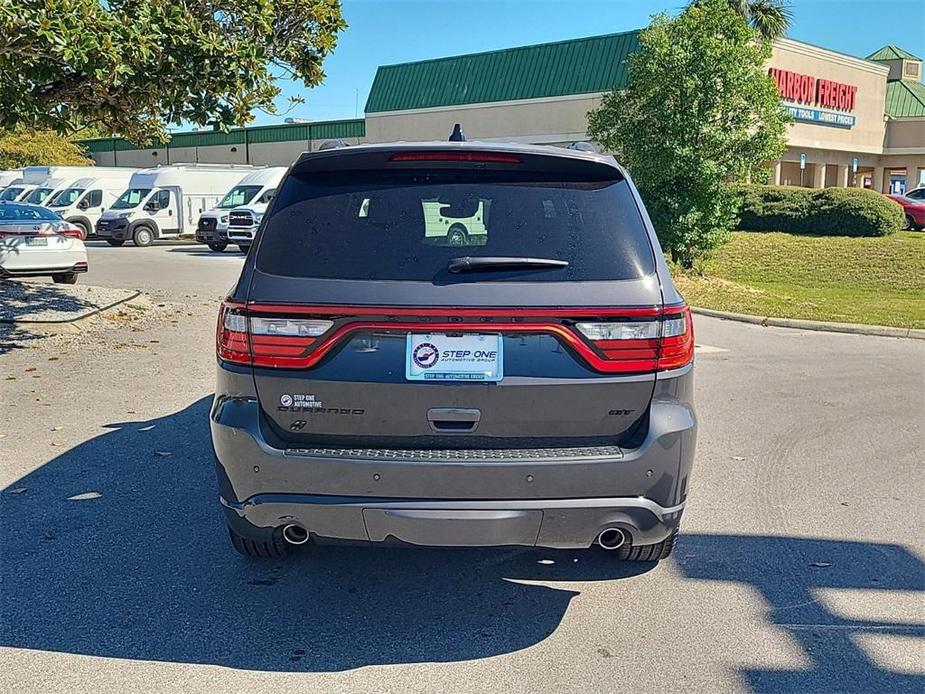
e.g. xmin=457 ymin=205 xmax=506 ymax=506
xmin=216 ymin=303 xmax=693 ymax=374
xmin=216 ymin=303 xmax=333 ymax=367
xmin=389 ymin=151 xmax=522 ymax=164
xmin=58 ymin=225 xmax=85 ymax=240
xmin=656 ymin=306 xmax=695 ymax=370
xmin=576 ymin=304 xmax=694 ymax=373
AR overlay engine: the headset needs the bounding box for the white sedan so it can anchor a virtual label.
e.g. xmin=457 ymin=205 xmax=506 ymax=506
xmin=0 ymin=202 xmax=88 ymax=284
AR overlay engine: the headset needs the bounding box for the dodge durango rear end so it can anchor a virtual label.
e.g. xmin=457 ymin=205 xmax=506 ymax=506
xmin=210 ymin=137 xmax=697 ymax=561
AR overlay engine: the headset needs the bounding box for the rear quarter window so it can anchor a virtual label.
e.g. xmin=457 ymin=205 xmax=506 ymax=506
xmin=256 ymin=170 xmax=656 ymax=282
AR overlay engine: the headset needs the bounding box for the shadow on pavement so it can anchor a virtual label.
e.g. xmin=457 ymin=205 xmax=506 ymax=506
xmin=166 ymin=246 xmax=247 ymax=257
xmin=1 ymin=397 xmax=922 ymax=684
xmin=0 ymin=397 xmax=650 ymax=673
xmin=0 ymin=280 xmax=96 ymax=354
xmin=675 ymin=535 xmax=924 ymax=692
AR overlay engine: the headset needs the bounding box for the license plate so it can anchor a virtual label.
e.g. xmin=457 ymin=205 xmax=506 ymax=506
xmin=25 ymin=237 xmax=47 ymax=246
xmin=406 ymin=333 xmax=503 ymax=382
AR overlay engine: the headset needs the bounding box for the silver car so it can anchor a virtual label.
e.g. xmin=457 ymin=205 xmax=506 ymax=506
xmin=0 ymin=202 xmax=88 ymax=284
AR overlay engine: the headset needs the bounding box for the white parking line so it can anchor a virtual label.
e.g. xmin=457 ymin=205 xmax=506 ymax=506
xmin=695 ymin=343 xmax=728 ymax=354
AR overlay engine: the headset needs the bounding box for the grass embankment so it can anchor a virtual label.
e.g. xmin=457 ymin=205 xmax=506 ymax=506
xmin=672 ymin=231 xmax=925 ymax=329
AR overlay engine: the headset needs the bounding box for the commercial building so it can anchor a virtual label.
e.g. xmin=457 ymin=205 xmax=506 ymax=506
xmin=81 ymin=31 xmax=925 ymax=191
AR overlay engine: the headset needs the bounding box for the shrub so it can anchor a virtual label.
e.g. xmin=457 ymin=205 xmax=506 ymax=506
xmin=0 ymin=130 xmax=92 ymax=168
xmin=732 ymin=184 xmax=904 ymax=237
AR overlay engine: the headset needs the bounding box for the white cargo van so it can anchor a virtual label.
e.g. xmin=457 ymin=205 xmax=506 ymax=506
xmin=195 ymin=167 xmax=287 ymax=252
xmin=46 ymin=170 xmax=139 ymax=239
xmin=95 ymin=164 xmax=255 ymax=247
xmin=0 ymin=170 xmax=23 ymax=189
xmin=6 ymin=166 xmax=132 ymax=206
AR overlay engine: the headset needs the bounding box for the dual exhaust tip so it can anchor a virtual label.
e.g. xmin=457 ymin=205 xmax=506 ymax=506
xmin=282 ymin=524 xmax=309 ymax=545
xmin=597 ymin=527 xmax=627 ymax=550
xmin=284 ymin=523 xmax=627 ymax=550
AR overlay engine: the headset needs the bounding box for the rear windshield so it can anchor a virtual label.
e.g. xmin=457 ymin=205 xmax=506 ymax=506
xmin=256 ymin=171 xmax=655 ymax=282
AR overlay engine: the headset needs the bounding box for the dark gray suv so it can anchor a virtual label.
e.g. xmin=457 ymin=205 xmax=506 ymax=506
xmin=211 ymin=138 xmax=696 ymax=562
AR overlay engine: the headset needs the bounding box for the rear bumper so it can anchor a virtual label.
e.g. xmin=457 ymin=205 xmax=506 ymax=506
xmin=222 ymin=493 xmax=685 ymax=550
xmin=0 ymin=244 xmax=88 ymax=276
xmin=210 ymin=366 xmax=697 ymax=550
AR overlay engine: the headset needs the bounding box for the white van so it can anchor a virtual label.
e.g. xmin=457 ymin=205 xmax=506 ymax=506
xmin=0 ymin=180 xmax=32 ymax=202
xmin=95 ymin=164 xmax=255 ymax=247
xmin=46 ymin=171 xmax=139 ymax=239
xmin=0 ymin=169 xmax=23 ymax=189
xmin=5 ymin=166 xmax=133 ymax=206
xmin=196 ymin=167 xmax=287 ymax=252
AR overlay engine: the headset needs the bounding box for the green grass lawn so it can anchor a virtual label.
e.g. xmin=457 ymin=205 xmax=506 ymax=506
xmin=672 ymin=231 xmax=925 ymax=329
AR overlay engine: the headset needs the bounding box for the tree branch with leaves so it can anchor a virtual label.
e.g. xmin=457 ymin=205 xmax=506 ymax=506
xmin=0 ymin=0 xmax=346 ymax=144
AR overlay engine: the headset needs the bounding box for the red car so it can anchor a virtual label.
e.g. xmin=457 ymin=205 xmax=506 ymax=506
xmin=886 ymin=194 xmax=925 ymax=230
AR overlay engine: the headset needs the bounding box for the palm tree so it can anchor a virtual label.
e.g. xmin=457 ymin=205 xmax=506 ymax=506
xmin=691 ymin=0 xmax=793 ymax=40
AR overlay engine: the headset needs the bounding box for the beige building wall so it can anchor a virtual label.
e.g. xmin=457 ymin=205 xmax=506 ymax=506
xmin=365 ymin=94 xmax=601 ymax=144
xmin=248 ymin=140 xmax=312 ymax=166
xmin=884 ymin=118 xmax=925 ymax=150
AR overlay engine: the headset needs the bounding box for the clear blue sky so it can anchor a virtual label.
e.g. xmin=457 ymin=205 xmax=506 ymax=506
xmin=253 ymin=0 xmax=925 ymax=126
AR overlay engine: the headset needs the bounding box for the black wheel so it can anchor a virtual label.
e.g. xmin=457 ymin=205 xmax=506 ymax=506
xmin=447 ymin=224 xmax=468 ymax=246
xmin=611 ymin=531 xmax=677 ymax=562
xmin=106 ymin=239 xmax=125 ymax=247
xmin=52 ymin=272 xmax=78 ymax=284
xmin=238 ymin=244 xmax=251 ymax=253
xmin=227 ymin=524 xmax=288 ymax=558
xmin=133 ymin=225 xmax=155 ymax=247
xmin=208 ymin=243 xmax=227 ymax=252
xmin=905 ymin=215 xmax=915 ymax=231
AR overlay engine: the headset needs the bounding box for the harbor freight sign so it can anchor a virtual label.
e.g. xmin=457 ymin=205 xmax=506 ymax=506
xmin=769 ymin=68 xmax=858 ymax=112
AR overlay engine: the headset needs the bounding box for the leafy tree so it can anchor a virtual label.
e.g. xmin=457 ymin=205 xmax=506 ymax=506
xmin=588 ymin=0 xmax=789 ymax=267
xmin=0 ymin=0 xmax=346 ymax=144
xmin=0 ymin=131 xmax=92 ymax=169
xmin=693 ymin=0 xmax=793 ymax=40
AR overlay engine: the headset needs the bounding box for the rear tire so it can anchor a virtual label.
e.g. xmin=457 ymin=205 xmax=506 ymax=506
xmin=133 ymin=225 xmax=155 ymax=247
xmin=447 ymin=224 xmax=468 ymax=246
xmin=227 ymin=524 xmax=288 ymax=558
xmin=106 ymin=239 xmax=125 ymax=247
xmin=52 ymin=272 xmax=78 ymax=284
xmin=611 ymin=531 xmax=677 ymax=562
xmin=237 ymin=244 xmax=251 ymax=253
xmin=208 ymin=243 xmax=227 ymax=252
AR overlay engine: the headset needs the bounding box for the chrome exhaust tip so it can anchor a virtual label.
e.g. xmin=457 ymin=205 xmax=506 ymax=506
xmin=282 ymin=524 xmax=309 ymax=545
xmin=597 ymin=527 xmax=627 ymax=550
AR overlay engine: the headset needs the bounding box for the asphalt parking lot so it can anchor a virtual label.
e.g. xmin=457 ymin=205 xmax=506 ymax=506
xmin=1 ymin=243 xmax=923 ymax=693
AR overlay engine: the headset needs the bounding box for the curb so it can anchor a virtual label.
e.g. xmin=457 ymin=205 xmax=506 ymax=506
xmin=0 ymin=290 xmax=143 ymax=326
xmin=691 ymin=307 xmax=925 ymax=340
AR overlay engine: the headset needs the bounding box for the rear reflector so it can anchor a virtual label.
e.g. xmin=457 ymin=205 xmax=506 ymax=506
xmin=389 ymin=151 xmax=522 ymax=164
xmin=217 ymin=302 xmax=694 ymax=374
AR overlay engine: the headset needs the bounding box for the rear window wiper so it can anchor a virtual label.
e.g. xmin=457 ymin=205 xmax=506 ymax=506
xmin=447 ymin=256 xmax=569 ymax=274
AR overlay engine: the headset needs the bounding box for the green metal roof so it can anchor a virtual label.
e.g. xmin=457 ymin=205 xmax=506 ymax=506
xmin=867 ymin=45 xmax=922 ymax=62
xmin=77 ymin=118 xmax=365 ymax=152
xmin=885 ymin=79 xmax=925 ymax=118
xmin=365 ymin=30 xmax=640 ymax=114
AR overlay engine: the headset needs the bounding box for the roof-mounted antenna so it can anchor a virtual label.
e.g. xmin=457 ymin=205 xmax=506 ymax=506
xmin=449 ymin=123 xmax=466 ymax=142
